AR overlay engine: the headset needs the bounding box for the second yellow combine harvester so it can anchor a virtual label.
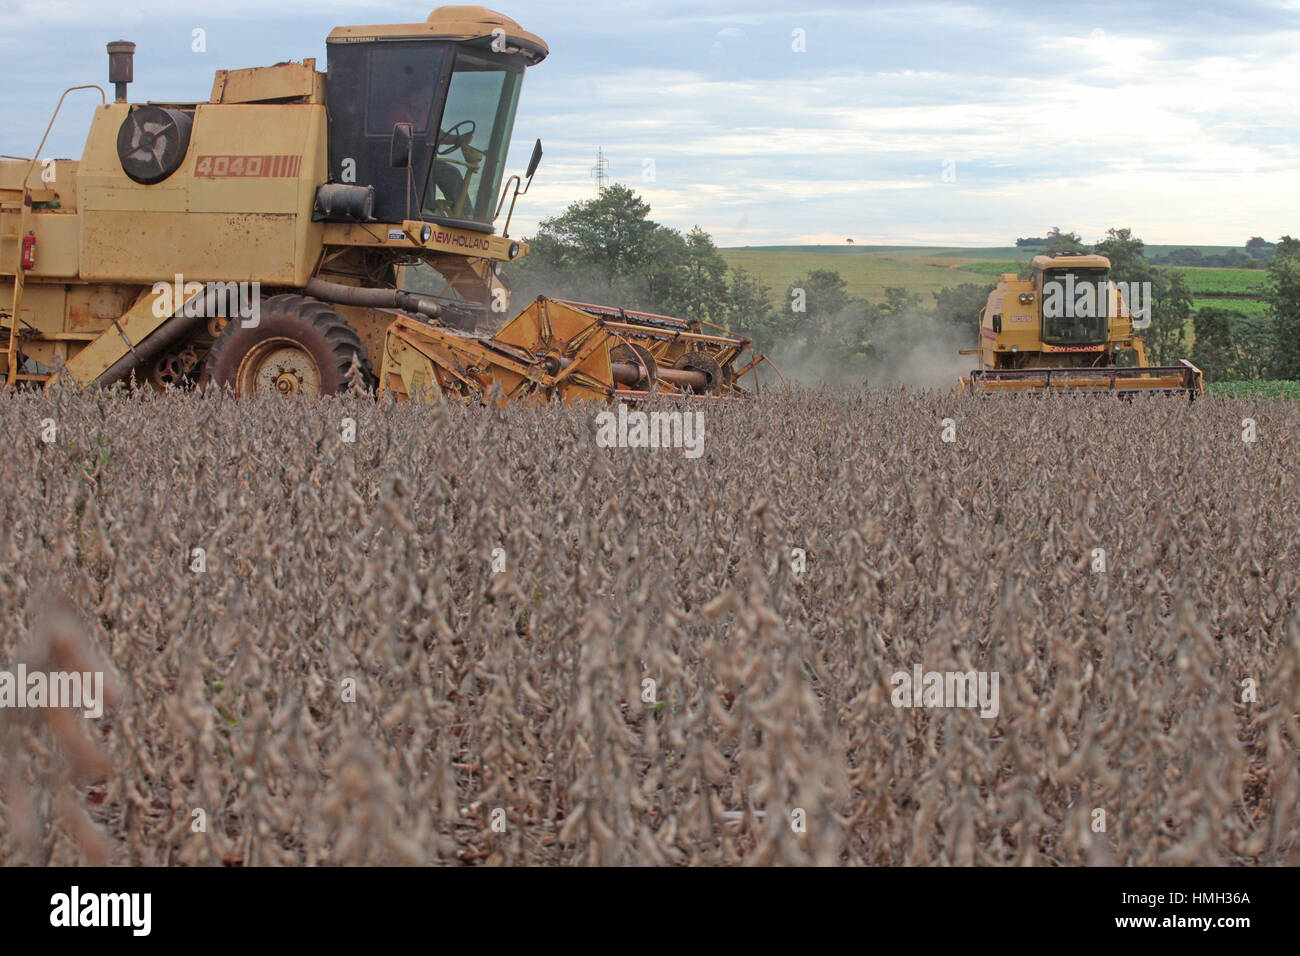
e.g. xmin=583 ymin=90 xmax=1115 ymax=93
xmin=960 ymin=252 xmax=1202 ymax=398
xmin=0 ymin=7 xmax=770 ymax=405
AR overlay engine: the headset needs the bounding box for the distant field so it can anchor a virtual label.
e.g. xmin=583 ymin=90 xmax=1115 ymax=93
xmin=719 ymin=246 xmax=1012 ymax=306
xmin=1167 ymin=267 xmax=1268 ymax=296
xmin=1207 ymin=380 xmax=1300 ymax=400
xmin=1145 ymin=245 xmax=1255 ymax=258
xmin=1192 ymin=297 xmax=1270 ymax=317
xmin=955 ymin=261 xmax=1023 ymax=278
xmin=738 ymin=244 xmax=1029 ymax=259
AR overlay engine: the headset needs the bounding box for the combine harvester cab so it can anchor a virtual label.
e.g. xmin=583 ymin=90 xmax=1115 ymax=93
xmin=0 ymin=6 xmax=771 ymax=403
xmin=958 ymin=253 xmax=1202 ymax=398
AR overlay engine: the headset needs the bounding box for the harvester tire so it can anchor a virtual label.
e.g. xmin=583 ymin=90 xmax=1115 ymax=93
xmin=204 ymin=294 xmax=375 ymax=397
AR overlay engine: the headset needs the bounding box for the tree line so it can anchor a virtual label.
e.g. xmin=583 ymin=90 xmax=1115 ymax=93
xmin=1017 ymin=229 xmax=1275 ymax=268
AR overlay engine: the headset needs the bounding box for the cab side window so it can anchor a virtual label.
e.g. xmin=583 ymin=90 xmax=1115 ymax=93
xmin=366 ymin=45 xmax=441 ymax=135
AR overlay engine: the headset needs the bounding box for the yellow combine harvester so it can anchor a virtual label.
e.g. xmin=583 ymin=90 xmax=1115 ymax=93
xmin=0 ymin=7 xmax=768 ymax=403
xmin=959 ymin=252 xmax=1202 ymax=397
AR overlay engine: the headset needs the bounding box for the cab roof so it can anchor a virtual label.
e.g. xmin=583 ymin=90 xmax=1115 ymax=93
xmin=327 ymin=6 xmax=548 ymax=65
xmin=1032 ymin=253 xmax=1112 ymax=271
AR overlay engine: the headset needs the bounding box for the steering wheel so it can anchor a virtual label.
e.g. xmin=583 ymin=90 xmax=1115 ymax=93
xmin=437 ymin=120 xmax=476 ymax=155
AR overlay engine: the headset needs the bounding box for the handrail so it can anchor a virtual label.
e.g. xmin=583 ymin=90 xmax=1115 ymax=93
xmin=492 ymin=174 xmax=519 ymax=223
xmin=22 ymin=85 xmax=107 ymax=194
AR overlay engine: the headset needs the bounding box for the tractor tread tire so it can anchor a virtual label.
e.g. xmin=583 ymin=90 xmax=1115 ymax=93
xmin=204 ymin=294 xmax=376 ymax=396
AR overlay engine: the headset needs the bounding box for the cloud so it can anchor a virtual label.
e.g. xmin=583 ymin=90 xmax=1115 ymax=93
xmin=1 ymin=0 xmax=1297 ymax=245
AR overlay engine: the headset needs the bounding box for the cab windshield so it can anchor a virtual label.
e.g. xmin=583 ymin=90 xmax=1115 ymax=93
xmin=1040 ymin=267 xmax=1109 ymax=346
xmin=422 ymin=52 xmax=522 ymax=226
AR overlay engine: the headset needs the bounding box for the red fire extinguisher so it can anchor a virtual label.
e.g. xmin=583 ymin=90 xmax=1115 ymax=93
xmin=20 ymin=231 xmax=35 ymax=270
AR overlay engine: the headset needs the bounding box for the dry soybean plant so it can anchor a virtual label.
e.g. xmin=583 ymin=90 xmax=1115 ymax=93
xmin=0 ymin=384 xmax=1297 ymax=866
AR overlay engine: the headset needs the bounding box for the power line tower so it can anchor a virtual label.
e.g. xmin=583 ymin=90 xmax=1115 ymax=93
xmin=590 ymin=147 xmax=608 ymax=193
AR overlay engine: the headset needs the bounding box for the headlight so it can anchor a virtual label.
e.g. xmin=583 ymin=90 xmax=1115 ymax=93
xmin=508 ymin=242 xmax=520 ymax=259
xmin=493 ymin=261 xmax=504 ymax=276
xmin=420 ymin=224 xmax=432 ymax=243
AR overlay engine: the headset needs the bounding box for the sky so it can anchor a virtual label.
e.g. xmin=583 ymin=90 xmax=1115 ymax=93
xmin=1 ymin=0 xmax=1297 ymax=247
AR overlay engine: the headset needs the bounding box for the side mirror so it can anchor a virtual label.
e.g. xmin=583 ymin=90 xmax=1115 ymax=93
xmin=525 ymin=138 xmax=542 ymax=180
xmin=390 ymin=123 xmax=413 ymax=169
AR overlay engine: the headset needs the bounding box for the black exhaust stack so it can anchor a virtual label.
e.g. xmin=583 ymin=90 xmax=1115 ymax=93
xmin=107 ymin=41 xmax=135 ymax=103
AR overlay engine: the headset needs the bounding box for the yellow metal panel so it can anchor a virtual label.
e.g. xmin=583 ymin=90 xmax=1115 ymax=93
xmin=321 ymin=221 xmax=526 ymax=263
xmin=331 ymin=302 xmax=394 ymax=372
xmin=210 ymin=61 xmax=322 ymax=104
xmin=185 ymin=104 xmax=320 ymax=211
xmin=0 ymin=160 xmax=28 ymax=191
xmin=493 ymin=297 xmax=594 ymax=352
xmin=10 ymin=284 xmax=66 ymax=334
xmin=294 ymin=111 xmax=327 ymax=285
xmin=58 ymin=287 xmax=161 ymax=387
xmin=29 ymin=215 xmax=79 ymax=277
xmin=77 ymin=103 xmax=324 ymax=285
xmin=492 ymin=297 xmax=613 ymax=389
xmin=381 ymin=335 xmax=448 ymax=403
xmin=80 ymin=211 xmax=296 ymax=283
xmin=0 ymin=160 xmax=80 ymax=209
